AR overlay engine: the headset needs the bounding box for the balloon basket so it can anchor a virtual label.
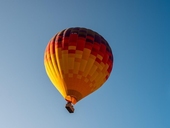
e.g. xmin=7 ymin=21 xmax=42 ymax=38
xmin=65 ymin=102 xmax=74 ymax=113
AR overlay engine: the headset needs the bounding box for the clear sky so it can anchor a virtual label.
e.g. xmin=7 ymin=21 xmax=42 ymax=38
xmin=0 ymin=0 xmax=169 ymax=128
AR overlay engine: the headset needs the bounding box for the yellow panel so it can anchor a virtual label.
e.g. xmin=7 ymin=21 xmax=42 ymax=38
xmin=82 ymin=48 xmax=91 ymax=60
xmin=97 ymin=54 xmax=103 ymax=60
xmin=68 ymin=46 xmax=76 ymax=50
xmin=75 ymin=50 xmax=83 ymax=58
xmin=83 ymin=54 xmax=96 ymax=77
xmin=55 ymin=48 xmax=63 ymax=79
xmin=62 ymin=50 xmax=68 ymax=74
xmin=68 ymin=57 xmax=74 ymax=70
xmin=88 ymin=65 xmax=98 ymax=76
xmin=102 ymin=64 xmax=109 ymax=73
xmin=79 ymin=60 xmax=87 ymax=72
xmin=50 ymin=53 xmax=60 ymax=78
xmin=90 ymin=70 xmax=98 ymax=83
xmin=44 ymin=62 xmax=66 ymax=97
xmin=73 ymin=62 xmax=80 ymax=74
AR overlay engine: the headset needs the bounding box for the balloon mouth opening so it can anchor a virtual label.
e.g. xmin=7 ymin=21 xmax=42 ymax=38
xmin=65 ymin=95 xmax=77 ymax=105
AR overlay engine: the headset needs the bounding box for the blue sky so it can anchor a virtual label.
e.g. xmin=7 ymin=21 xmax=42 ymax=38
xmin=0 ymin=0 xmax=169 ymax=128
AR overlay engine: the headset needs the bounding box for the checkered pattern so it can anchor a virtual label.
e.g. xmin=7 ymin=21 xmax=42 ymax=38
xmin=44 ymin=27 xmax=113 ymax=104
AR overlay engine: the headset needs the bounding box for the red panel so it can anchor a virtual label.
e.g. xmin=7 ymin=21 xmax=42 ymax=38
xmin=69 ymin=42 xmax=77 ymax=46
xmin=98 ymin=51 xmax=104 ymax=58
xmin=77 ymin=39 xmax=85 ymax=51
xmin=102 ymin=54 xmax=109 ymax=63
xmin=69 ymin=33 xmax=78 ymax=42
xmin=93 ymin=42 xmax=100 ymax=50
xmin=100 ymin=44 xmax=106 ymax=52
xmin=105 ymin=75 xmax=109 ymax=80
xmin=107 ymin=65 xmax=112 ymax=73
xmin=62 ymin=37 xmax=69 ymax=50
xmin=91 ymin=47 xmax=98 ymax=56
xmin=86 ymin=35 xmax=94 ymax=41
xmin=68 ymin=50 xmax=76 ymax=54
xmin=95 ymin=58 xmax=101 ymax=63
xmin=85 ymin=42 xmax=92 ymax=50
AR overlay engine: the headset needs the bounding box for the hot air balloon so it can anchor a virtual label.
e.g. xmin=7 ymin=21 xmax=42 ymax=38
xmin=44 ymin=27 xmax=113 ymax=113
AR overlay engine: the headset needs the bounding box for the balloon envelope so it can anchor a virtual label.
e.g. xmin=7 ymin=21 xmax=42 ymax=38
xmin=44 ymin=27 xmax=113 ymax=104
